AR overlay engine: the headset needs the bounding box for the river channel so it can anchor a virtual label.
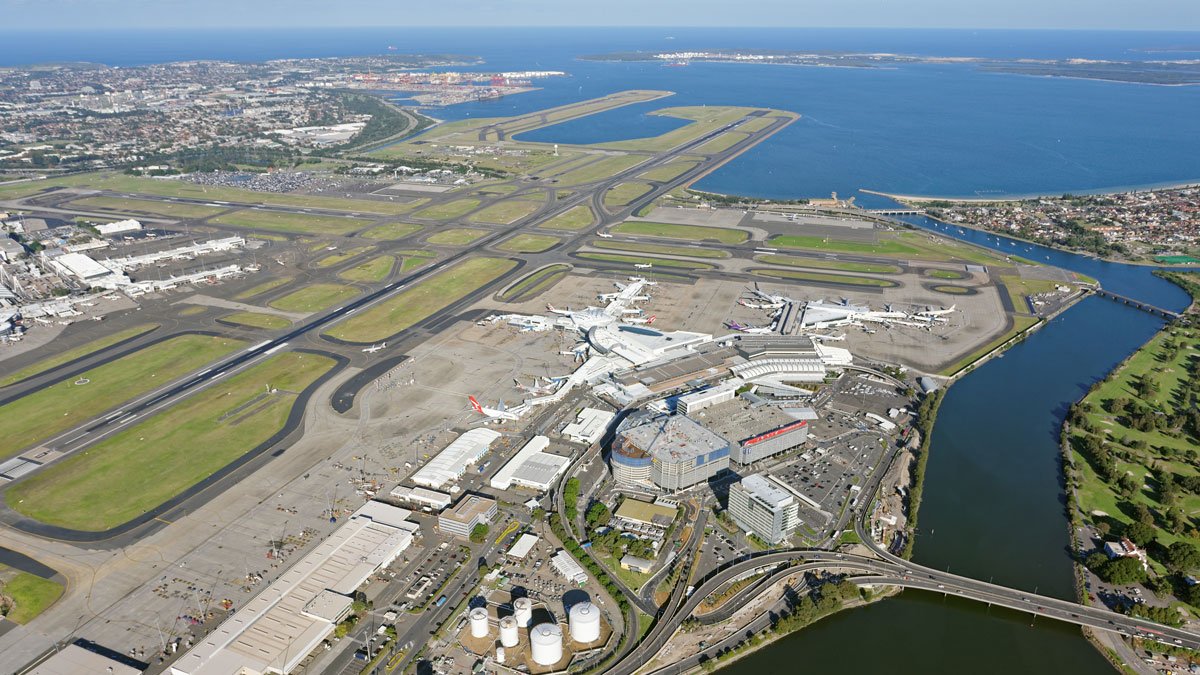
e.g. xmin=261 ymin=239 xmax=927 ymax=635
xmin=718 ymin=220 xmax=1193 ymax=674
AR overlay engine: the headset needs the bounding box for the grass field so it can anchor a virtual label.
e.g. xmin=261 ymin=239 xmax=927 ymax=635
xmin=0 ymin=334 xmax=245 ymax=458
xmin=769 ymin=234 xmax=923 ymax=257
xmin=414 ymin=198 xmax=481 ymax=220
xmin=1000 ymin=276 xmax=1070 ymax=313
xmin=538 ymin=205 xmax=594 ymax=231
xmin=324 ymin=257 xmax=517 ymax=343
xmin=638 ymin=160 xmax=699 ymax=182
xmin=926 ymin=269 xmax=969 ymax=280
xmin=939 ymin=316 xmax=1040 ymax=376
xmin=691 ymin=131 xmax=748 ymax=155
xmin=315 ymin=245 xmax=374 ymax=268
xmin=212 ymin=209 xmax=368 ymax=235
xmin=233 ymin=277 xmax=293 ymax=301
xmin=0 ymin=567 xmax=63 ymax=624
xmin=178 ymin=306 xmax=207 ymax=317
xmin=0 ymin=323 xmax=159 ymax=388
xmin=268 ymin=283 xmax=360 ymax=313
xmin=7 ymin=352 xmax=336 ymax=531
xmin=497 ymin=234 xmax=560 ymax=253
xmin=930 ymin=284 xmax=973 ymax=295
xmin=754 ymin=269 xmax=897 ymax=287
xmin=594 ymin=106 xmax=756 ymax=153
xmin=0 ymin=171 xmax=419 ymax=214
xmin=427 ymin=228 xmax=489 ymax=246
xmin=395 ymin=249 xmax=437 ymax=273
xmin=338 ymin=255 xmax=396 ymax=282
xmin=603 ymin=182 xmax=653 ymax=208
xmin=498 ymin=264 xmax=571 ymax=302
xmin=361 ymin=222 xmax=423 ymax=240
xmin=552 ymin=155 xmax=649 ymax=186
xmin=754 ymin=254 xmax=901 ymax=274
xmin=593 ymin=240 xmax=729 ymax=258
xmin=220 ymin=312 xmax=292 ymax=330
xmin=467 ymin=199 xmax=542 ymax=224
xmin=612 ymin=221 xmax=748 ymax=244
xmin=68 ymin=196 xmax=226 ymax=219
xmin=576 ymin=252 xmax=715 ymax=270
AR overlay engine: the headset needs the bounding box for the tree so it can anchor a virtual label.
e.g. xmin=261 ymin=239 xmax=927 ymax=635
xmin=1166 ymin=541 xmax=1200 ymax=573
xmin=1084 ymin=551 xmax=1110 ymax=571
xmin=469 ymin=523 xmax=490 ymax=544
xmin=585 ymin=502 xmax=611 ymax=528
xmin=1124 ymin=521 xmax=1157 ymax=548
xmin=531 ymin=507 xmax=546 ymax=522
xmin=1100 ymin=556 xmax=1149 ymax=585
xmin=1118 ymin=474 xmax=1139 ymax=498
xmin=1133 ymin=502 xmax=1156 ymax=527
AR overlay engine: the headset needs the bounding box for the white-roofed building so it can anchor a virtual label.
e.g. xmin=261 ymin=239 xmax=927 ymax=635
xmin=47 ymin=252 xmax=129 ymax=289
xmin=506 ymin=533 xmax=539 ymax=560
xmin=489 ymin=435 xmax=570 ymax=492
xmin=727 ymin=474 xmax=800 ymax=545
xmin=551 ymin=549 xmax=588 ymax=585
xmin=27 ymin=643 xmax=142 ymax=675
xmin=96 ymin=219 xmax=142 ymax=236
xmin=411 ymin=428 xmax=501 ymax=489
xmin=561 ymin=407 xmax=614 ymax=445
xmin=169 ymin=501 xmax=417 ymax=675
xmin=388 ymin=484 xmax=453 ymax=512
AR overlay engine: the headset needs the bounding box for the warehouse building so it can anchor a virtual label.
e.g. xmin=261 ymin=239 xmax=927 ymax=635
xmin=411 ymin=428 xmax=501 ymax=489
xmin=170 ymin=501 xmax=418 ymax=675
xmin=727 ymin=474 xmax=800 ymax=545
xmin=438 ymin=494 xmax=497 ymax=538
xmin=611 ymin=414 xmax=730 ymax=491
xmin=388 ymin=485 xmax=453 ymax=512
xmin=489 ymin=435 xmax=570 ymax=492
xmin=561 ymin=407 xmax=615 ymax=445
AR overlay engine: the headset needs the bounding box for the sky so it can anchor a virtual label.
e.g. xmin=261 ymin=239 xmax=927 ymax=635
xmin=1 ymin=0 xmax=1198 ymax=31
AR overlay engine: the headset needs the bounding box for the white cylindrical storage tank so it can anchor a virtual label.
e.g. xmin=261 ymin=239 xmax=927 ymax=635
xmin=568 ymin=602 xmax=601 ymax=643
xmin=499 ymin=616 xmax=519 ymax=648
xmin=469 ymin=607 xmax=490 ymax=639
xmin=513 ymin=597 xmax=533 ymax=628
xmin=496 ymin=647 xmax=506 ymax=664
xmin=530 ymin=623 xmax=563 ymax=666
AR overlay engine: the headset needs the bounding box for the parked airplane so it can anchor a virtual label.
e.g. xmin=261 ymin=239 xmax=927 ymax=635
xmin=597 ymin=232 xmax=614 ymax=238
xmin=625 ymin=315 xmax=656 ymax=325
xmin=469 ymin=395 xmax=524 ymax=422
xmin=633 ymin=263 xmax=652 ymax=269
xmin=915 ymin=304 xmax=956 ymax=317
xmin=361 ymin=342 xmax=387 ymax=353
xmin=725 ymin=320 xmax=774 ymax=335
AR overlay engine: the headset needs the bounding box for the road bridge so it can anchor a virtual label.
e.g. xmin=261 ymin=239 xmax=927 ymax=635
xmin=1092 ymin=287 xmax=1181 ymax=320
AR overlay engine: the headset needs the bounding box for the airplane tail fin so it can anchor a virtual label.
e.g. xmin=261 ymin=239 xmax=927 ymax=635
xmin=647 ymin=315 xmax=656 ymax=324
xmin=468 ymin=396 xmax=483 ymax=414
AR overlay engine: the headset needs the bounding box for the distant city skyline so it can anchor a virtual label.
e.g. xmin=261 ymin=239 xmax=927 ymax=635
xmin=1 ymin=0 xmax=1198 ymax=31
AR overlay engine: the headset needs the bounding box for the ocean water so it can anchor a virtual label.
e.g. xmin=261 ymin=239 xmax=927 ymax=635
xmin=4 ymin=28 xmax=1200 ymax=205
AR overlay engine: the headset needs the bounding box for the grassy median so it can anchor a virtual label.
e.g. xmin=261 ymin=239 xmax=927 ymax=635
xmin=0 ymin=323 xmax=159 ymax=388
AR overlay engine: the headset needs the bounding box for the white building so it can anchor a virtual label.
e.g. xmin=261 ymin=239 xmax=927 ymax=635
xmin=727 ymin=474 xmax=800 ymax=545
xmin=411 ymin=428 xmax=501 ymax=489
xmin=551 ymin=549 xmax=588 ymax=585
xmin=170 ymin=501 xmax=418 ymax=675
xmin=489 ymin=435 xmax=570 ymax=492
xmin=96 ymin=219 xmax=142 ymax=236
xmin=561 ymin=407 xmax=614 ymax=445
xmin=676 ymin=379 xmax=744 ymax=415
xmin=388 ymin=485 xmax=452 ymax=512
xmin=506 ymin=533 xmax=539 ymax=560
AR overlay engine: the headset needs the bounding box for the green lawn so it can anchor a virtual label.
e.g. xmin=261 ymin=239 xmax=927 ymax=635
xmin=414 ymin=198 xmax=481 ymax=220
xmin=361 ymin=222 xmax=423 ymax=240
xmin=315 ymin=245 xmax=374 ymax=268
xmin=212 ymin=209 xmax=368 ymax=235
xmin=221 ymin=312 xmax=292 ymax=330
xmin=268 ymin=283 xmax=360 ymax=313
xmin=754 ymin=253 xmax=901 ymax=274
xmin=577 ymin=252 xmax=715 ymax=270
xmin=394 ymin=249 xmax=437 ymax=273
xmin=594 ymin=106 xmax=762 ymax=153
xmin=499 ymin=264 xmax=571 ymax=302
xmin=7 ymin=352 xmax=336 ymax=531
xmin=939 ymin=316 xmax=1040 ymax=376
xmin=538 ymin=205 xmax=594 ymax=231
xmin=754 ymin=269 xmax=897 ymax=287
xmin=0 ymin=171 xmax=419 ymax=214
xmin=427 ymin=228 xmax=489 ymax=246
xmin=769 ymin=234 xmax=923 ymax=257
xmin=603 ymin=182 xmax=654 ymax=208
xmin=0 ymin=323 xmax=159 ymax=388
xmin=613 ymin=221 xmax=748 ymax=244
xmin=0 ymin=568 xmax=63 ymax=624
xmin=930 ymin=284 xmax=973 ymax=295
xmin=0 ymin=334 xmax=244 ymax=458
xmin=496 ymin=234 xmax=560 ymax=253
xmin=926 ymin=269 xmax=968 ymax=280
xmin=551 ymin=155 xmax=650 ymax=186
xmin=467 ymin=199 xmax=542 ymax=224
xmin=593 ymin=240 xmax=729 ymax=259
xmin=638 ymin=161 xmax=699 ymax=182
xmin=68 ymin=196 xmax=226 ymax=219
xmin=1000 ymin=276 xmax=1071 ymax=314
xmin=691 ymin=131 xmax=748 ymax=155
xmin=338 ymin=255 xmax=396 ymax=282
xmin=324 ymin=257 xmax=517 ymax=343
xmin=233 ymin=277 xmax=293 ymax=301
